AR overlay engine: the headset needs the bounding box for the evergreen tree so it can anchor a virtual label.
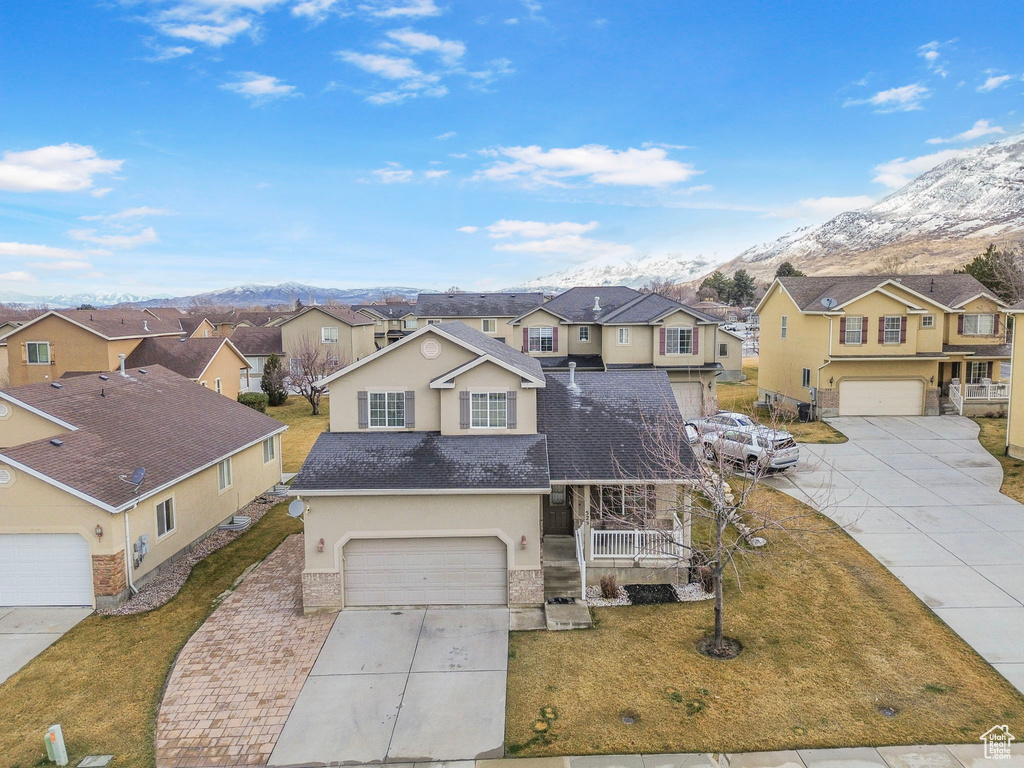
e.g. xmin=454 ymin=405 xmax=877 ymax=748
xmin=730 ymin=269 xmax=757 ymax=305
xmin=261 ymin=353 xmax=289 ymax=407
xmin=774 ymin=262 xmax=804 ymax=278
xmin=699 ymin=271 xmax=733 ymax=302
xmin=955 ymin=244 xmax=1016 ymax=302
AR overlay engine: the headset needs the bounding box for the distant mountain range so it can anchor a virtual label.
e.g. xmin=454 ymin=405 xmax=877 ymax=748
xmin=509 ymin=252 xmax=715 ymax=292
xmin=0 ymin=290 xmax=164 ymax=307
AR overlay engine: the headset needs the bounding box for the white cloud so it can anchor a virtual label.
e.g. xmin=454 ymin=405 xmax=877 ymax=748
xmin=0 ymin=144 xmax=123 ymax=194
xmin=456 ymin=225 xmax=479 ymax=233
xmin=0 ymin=271 xmax=35 ymax=283
xmin=28 ymin=260 xmax=93 ymax=271
xmin=0 ymin=242 xmax=104 ymax=259
xmin=221 ymin=72 xmax=299 ymax=103
xmin=486 ymin=220 xmax=599 ymax=239
xmin=917 ymin=41 xmax=948 ymax=77
xmin=371 ymin=162 xmax=415 ymax=183
xmin=927 ymin=118 xmax=1007 ymax=144
xmin=494 ymin=235 xmax=634 ymax=262
xmin=872 ymin=149 xmax=963 ymax=188
xmin=360 ymin=0 xmax=441 ymax=18
xmin=770 ymin=195 xmax=875 ymax=219
xmin=520 ymin=0 xmax=544 ymax=21
xmin=145 ymin=44 xmax=194 ymax=62
xmin=158 ymin=17 xmax=254 ymax=47
xmin=473 ymin=144 xmax=701 ymax=188
xmin=80 ymin=206 xmax=175 ymax=222
xmin=642 ymin=141 xmax=692 ymax=150
xmin=338 ymin=50 xmax=450 ymax=103
xmin=68 ymin=226 xmax=159 ymax=249
xmin=292 ymin=0 xmax=341 ymax=19
xmin=978 ymin=74 xmax=1016 ymax=93
xmin=436 ymin=131 xmax=457 ymax=140
xmin=385 ymin=29 xmax=465 ymax=64
xmin=844 ymin=83 xmax=930 ymax=112
xmin=423 ymin=169 xmax=449 ymax=179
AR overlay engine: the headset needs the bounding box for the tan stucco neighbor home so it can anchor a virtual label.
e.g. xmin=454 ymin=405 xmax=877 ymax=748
xmin=414 ymin=292 xmax=546 ymax=343
xmin=278 ymin=305 xmax=376 ymax=371
xmin=123 ymin=336 xmax=250 ymax=400
xmin=291 ymin=321 xmax=696 ymax=613
xmin=509 ymin=286 xmax=743 ymax=418
xmin=0 ymin=366 xmax=285 ymax=608
xmin=351 ymin=302 xmax=419 ymax=348
xmin=1004 ymin=301 xmax=1024 ymax=459
xmin=756 ymin=274 xmax=1010 ymax=418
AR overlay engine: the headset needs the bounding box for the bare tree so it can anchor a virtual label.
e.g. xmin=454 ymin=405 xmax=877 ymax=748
xmin=640 ymin=278 xmax=697 ymax=304
xmin=870 ymin=253 xmax=908 ymax=276
xmin=288 ymin=333 xmax=347 ymax=415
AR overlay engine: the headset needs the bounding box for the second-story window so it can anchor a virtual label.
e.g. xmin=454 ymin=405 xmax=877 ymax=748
xmin=665 ymin=327 xmax=693 ymax=354
xmin=963 ymin=314 xmax=995 ymax=335
xmin=369 ymin=392 xmax=405 ymax=427
xmin=921 ymin=315 xmax=935 ymax=328
xmin=26 ymin=341 xmax=51 ymax=365
xmin=321 ymin=326 xmax=339 ymax=343
xmin=482 ymin=318 xmax=497 ymax=333
xmin=781 ymin=316 xmax=787 ymax=339
xmin=844 ymin=316 xmax=863 ymax=345
xmin=578 ymin=326 xmax=590 ymax=342
xmin=617 ymin=327 xmax=631 ymax=345
xmin=883 ymin=316 xmax=902 ymax=344
xmin=528 ymin=327 xmax=554 ymax=352
xmin=470 ymin=392 xmax=507 ymax=428
xmin=404 ymin=318 xmax=419 ymax=330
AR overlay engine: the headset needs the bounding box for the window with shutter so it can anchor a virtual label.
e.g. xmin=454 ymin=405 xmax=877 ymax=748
xmin=369 ymin=391 xmax=405 ymax=427
xmin=664 ymin=327 xmax=693 ymax=354
xmin=470 ymin=392 xmax=507 ymax=428
xmin=883 ymin=316 xmax=902 ymax=344
xmin=507 ymin=390 xmax=517 ymax=429
xmin=527 ymin=327 xmax=554 ymax=352
xmin=844 ymin=316 xmax=864 ymax=345
xmin=357 ymin=390 xmax=369 ymax=428
xmin=459 ymin=390 xmax=471 ymax=429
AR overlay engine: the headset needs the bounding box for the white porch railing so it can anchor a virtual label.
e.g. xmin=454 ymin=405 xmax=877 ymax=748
xmin=574 ymin=526 xmax=587 ymax=601
xmin=591 ymin=527 xmax=685 ymax=561
xmin=948 ymin=379 xmax=1009 ymax=415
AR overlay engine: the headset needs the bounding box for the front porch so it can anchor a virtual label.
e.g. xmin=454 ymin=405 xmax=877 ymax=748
xmin=940 ymin=352 xmax=1010 ymax=416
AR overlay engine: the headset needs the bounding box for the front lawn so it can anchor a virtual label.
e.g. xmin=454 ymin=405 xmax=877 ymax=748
xmin=268 ymin=395 xmax=330 ymax=472
xmin=0 ymin=504 xmax=302 ymax=768
xmin=972 ymin=416 xmax=1024 ymax=504
xmin=506 ymin=486 xmax=1024 ymax=756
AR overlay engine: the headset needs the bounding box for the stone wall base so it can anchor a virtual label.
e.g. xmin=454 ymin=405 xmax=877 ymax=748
xmin=961 ymin=400 xmax=1008 ymax=417
xmin=93 ymin=551 xmax=126 ymax=598
xmin=586 ymin=565 xmax=684 ymax=587
xmin=509 ymin=568 xmax=544 ymax=606
xmin=302 ymin=571 xmax=343 ymax=613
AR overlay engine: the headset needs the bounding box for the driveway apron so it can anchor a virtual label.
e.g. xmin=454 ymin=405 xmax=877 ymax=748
xmin=768 ymin=415 xmax=1024 ymax=694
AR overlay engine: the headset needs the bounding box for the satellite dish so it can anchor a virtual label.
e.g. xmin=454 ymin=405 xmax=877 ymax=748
xmin=820 ymin=297 xmax=838 ymax=310
xmin=130 ymin=467 xmax=146 ymax=486
xmin=287 ymin=499 xmax=305 ymax=518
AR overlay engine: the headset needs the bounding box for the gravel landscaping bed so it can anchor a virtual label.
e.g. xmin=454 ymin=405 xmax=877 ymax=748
xmin=98 ymin=494 xmax=281 ymax=616
xmin=586 ymin=582 xmax=711 ymax=607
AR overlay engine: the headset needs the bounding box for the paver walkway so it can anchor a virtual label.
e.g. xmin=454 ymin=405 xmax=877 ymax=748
xmin=155 ymin=534 xmax=336 ymax=768
xmin=767 ymin=415 xmax=1024 ymax=694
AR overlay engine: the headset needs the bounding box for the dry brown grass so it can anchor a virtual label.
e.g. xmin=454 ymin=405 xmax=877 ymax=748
xmin=973 ymin=417 xmax=1024 ymax=504
xmin=0 ymin=505 xmax=302 ymax=768
xmin=506 ymin=487 xmax=1024 ymax=756
xmin=268 ymin=395 xmax=330 ymax=472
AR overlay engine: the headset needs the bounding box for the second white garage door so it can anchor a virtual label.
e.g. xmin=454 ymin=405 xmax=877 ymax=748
xmin=343 ymin=536 xmax=508 ymax=607
xmin=671 ymin=382 xmax=705 ymax=419
xmin=838 ymin=379 xmax=924 ymax=416
xmin=0 ymin=533 xmax=94 ymax=606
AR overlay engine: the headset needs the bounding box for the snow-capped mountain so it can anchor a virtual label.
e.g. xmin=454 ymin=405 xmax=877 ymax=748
xmin=0 ymin=290 xmax=162 ymax=307
xmin=125 ymin=282 xmax=424 ymax=308
xmin=717 ymin=133 xmax=1024 ymax=280
xmin=511 ymin=252 xmax=716 ymax=292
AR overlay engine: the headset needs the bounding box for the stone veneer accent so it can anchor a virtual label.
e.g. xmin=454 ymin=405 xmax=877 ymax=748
xmin=509 ymin=568 xmax=544 ymax=606
xmin=925 ymin=386 xmax=940 ymax=416
xmin=93 ymin=551 xmax=126 ymax=597
xmin=816 ymin=388 xmax=839 ymax=409
xmin=301 ymin=571 xmax=342 ymax=613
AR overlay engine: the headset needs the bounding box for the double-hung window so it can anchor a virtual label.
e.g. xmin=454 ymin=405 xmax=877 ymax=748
xmin=718 ymin=342 xmax=728 ymax=357
xmin=781 ymin=316 xmax=787 ymax=339
xmin=217 ymin=458 xmax=232 ymax=491
xmin=967 ymin=361 xmax=989 ymax=384
xmin=215 ymin=378 xmax=222 ymax=394
xmin=156 ymin=498 xmax=175 ymax=538
xmin=369 ymin=392 xmax=405 ymax=427
xmin=844 ymin=316 xmax=863 ymax=345
xmin=665 ymin=327 xmax=693 ymax=354
xmin=617 ymin=327 xmax=631 ymax=345
xmin=883 ymin=316 xmax=902 ymax=344
xmin=528 ymin=327 xmax=553 ymax=352
xmin=321 ymin=326 xmax=339 ymax=344
xmin=481 ymin=318 xmax=497 ymax=333
xmin=578 ymin=326 xmax=590 ymax=342
xmin=470 ymin=392 xmax=507 ymax=428
xmin=262 ymin=436 xmax=276 ymax=464
xmin=403 ymin=318 xmax=419 ymax=330
xmin=26 ymin=341 xmax=50 ymax=365
xmin=802 ymin=368 xmax=811 ymax=388
xmin=963 ymin=314 xmax=995 ymax=335
xmin=921 ymin=315 xmax=935 ymax=328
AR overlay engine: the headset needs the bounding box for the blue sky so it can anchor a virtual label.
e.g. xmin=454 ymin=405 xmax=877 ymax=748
xmin=1 ymin=0 xmax=1023 ymax=297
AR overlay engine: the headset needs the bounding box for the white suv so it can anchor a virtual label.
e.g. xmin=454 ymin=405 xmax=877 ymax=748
xmin=689 ymin=411 xmax=758 ymax=436
xmin=702 ymin=427 xmax=800 ymax=472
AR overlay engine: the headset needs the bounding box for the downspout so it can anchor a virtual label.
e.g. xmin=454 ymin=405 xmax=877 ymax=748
xmin=123 ymin=507 xmax=139 ymax=596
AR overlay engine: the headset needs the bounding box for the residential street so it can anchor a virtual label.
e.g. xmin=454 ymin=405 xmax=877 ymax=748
xmin=768 ymin=415 xmax=1024 ymax=694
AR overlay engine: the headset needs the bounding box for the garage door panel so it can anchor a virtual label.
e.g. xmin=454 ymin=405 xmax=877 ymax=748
xmin=838 ymin=379 xmax=924 ymax=417
xmin=671 ymin=382 xmax=704 ymax=419
xmin=0 ymin=534 xmax=93 ymax=606
xmin=344 ymin=537 xmax=507 ymax=607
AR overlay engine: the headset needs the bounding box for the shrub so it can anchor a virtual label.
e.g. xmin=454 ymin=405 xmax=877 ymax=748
xmin=599 ymin=574 xmax=618 ymax=599
xmin=238 ymin=392 xmax=269 ymax=413
xmin=261 ymin=354 xmax=288 ymax=407
xmin=695 ymin=565 xmax=714 ymax=594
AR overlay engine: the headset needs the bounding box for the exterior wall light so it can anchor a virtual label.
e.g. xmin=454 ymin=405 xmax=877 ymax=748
xmin=520 ymin=535 xmax=528 ymax=550
xmin=95 ymin=525 xmax=103 ymax=540
xmin=317 ymin=538 xmax=325 ymax=553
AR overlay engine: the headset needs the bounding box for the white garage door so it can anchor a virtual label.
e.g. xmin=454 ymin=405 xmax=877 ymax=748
xmin=344 ymin=536 xmax=507 ymax=607
xmin=839 ymin=379 xmax=924 ymax=417
xmin=672 ymin=382 xmax=705 ymax=419
xmin=0 ymin=534 xmax=93 ymax=606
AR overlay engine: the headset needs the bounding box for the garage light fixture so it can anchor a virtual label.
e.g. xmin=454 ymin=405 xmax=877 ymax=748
xmin=95 ymin=525 xmax=103 ymax=540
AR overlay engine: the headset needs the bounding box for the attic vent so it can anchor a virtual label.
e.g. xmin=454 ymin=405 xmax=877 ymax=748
xmin=139 ymin=369 xmax=148 ymax=374
xmin=0 ymin=469 xmax=11 ymax=485
xmin=50 ymin=438 xmax=64 ymax=447
xmin=593 ymin=296 xmax=602 ymax=312
xmin=99 ymin=374 xmax=109 ymax=381
xmin=143 ymin=320 xmax=149 ymax=332
xmin=0 ymin=403 xmax=8 ymax=417
xmin=50 ymin=382 xmax=63 ymax=389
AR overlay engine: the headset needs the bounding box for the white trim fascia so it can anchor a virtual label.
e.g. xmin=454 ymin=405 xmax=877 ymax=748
xmin=834 ymin=285 xmax=935 ymax=313
xmin=951 ymin=292 xmax=1008 ymax=309
xmin=0 ymin=454 xmax=119 ymax=513
xmin=549 ymin=478 xmax=696 ymax=486
xmin=827 ymin=355 xmax=949 ymax=362
xmin=290 ymin=486 xmax=551 ymax=496
xmin=753 ymin=279 xmax=784 ymax=314
xmin=428 ymin=354 xmax=545 ymax=389
xmin=508 ymin=305 xmax=572 ymax=325
xmin=193 ymin=338 xmax=251 ymax=382
xmin=866 ymin=280 xmax=954 ymax=312
xmin=0 ymin=391 xmax=79 ymax=431
xmin=5 ymin=310 xmax=182 ymax=342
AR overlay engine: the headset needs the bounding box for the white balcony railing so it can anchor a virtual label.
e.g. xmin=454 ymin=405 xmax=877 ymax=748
xmin=591 ymin=528 xmax=685 ymax=561
xmin=948 ymin=379 xmax=1009 ymax=415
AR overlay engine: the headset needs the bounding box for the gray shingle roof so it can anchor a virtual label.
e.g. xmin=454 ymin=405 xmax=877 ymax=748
xmin=416 ymin=292 xmax=545 ymax=317
xmin=290 ymin=432 xmax=550 ymax=491
xmin=433 ymin=321 xmax=544 ymax=381
xmin=528 ymin=286 xmax=642 ymax=323
xmin=285 ymin=305 xmax=374 ymax=327
xmin=0 ymin=366 xmax=285 ymax=510
xmin=778 ymin=274 xmax=999 ymax=312
xmin=943 ymin=343 xmax=1011 ymax=357
xmin=538 ymin=370 xmax=696 ymax=482
xmin=45 ymin=309 xmax=183 ymax=339
xmin=124 ymin=337 xmax=239 ymax=379
xmin=351 ymin=304 xmax=415 ymax=319
xmin=230 ymin=326 xmax=284 ymax=356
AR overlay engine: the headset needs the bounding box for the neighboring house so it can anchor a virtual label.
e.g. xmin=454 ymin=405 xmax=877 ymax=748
xmin=230 ymin=326 xmax=285 ymax=386
xmin=278 ymin=305 xmax=376 ymax=372
xmin=756 ymin=274 xmax=1010 ymax=418
xmin=123 ymin=336 xmax=250 ymax=400
xmin=351 ymin=302 xmax=419 ymax=348
xmin=0 ymin=366 xmax=285 ymax=607
xmin=414 ymin=292 xmax=545 ymax=343
xmin=291 ymin=321 xmax=695 ymax=613
xmin=1004 ymin=301 xmax=1024 ymax=459
xmin=509 ymin=286 xmax=743 ymax=418
xmin=178 ymin=317 xmax=217 ymax=338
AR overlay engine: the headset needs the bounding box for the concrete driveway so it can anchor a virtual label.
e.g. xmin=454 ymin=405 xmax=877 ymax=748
xmin=0 ymin=607 xmax=92 ymax=686
xmin=269 ymin=607 xmax=509 ymax=765
xmin=768 ymin=415 xmax=1024 ymax=694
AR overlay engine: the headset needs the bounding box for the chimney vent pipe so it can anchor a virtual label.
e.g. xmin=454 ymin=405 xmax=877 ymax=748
xmin=119 ymin=353 xmax=127 ymax=377
xmin=593 ymin=296 xmax=601 ymax=312
xmin=568 ymin=361 xmax=577 ymax=387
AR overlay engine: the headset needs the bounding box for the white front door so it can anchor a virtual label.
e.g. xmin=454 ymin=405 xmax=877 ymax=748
xmin=343 ymin=536 xmax=508 ymax=607
xmin=0 ymin=534 xmax=93 ymax=606
xmin=838 ymin=379 xmax=924 ymax=416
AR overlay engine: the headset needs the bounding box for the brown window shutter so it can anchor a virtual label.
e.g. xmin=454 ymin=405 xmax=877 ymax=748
xmin=839 ymin=317 xmax=847 ymax=345
xmin=958 ymin=314 xmax=964 ymax=334
xmin=659 ymin=327 xmax=666 ymax=354
xmin=994 ymin=315 xmax=1001 ymax=336
xmin=552 ymin=326 xmax=558 ymax=351
xmin=692 ymin=326 xmax=699 ymax=355
xmin=506 ymin=390 xmax=517 ymax=429
xmin=861 ymin=317 xmax=868 ymax=344
xmin=357 ymin=390 xmax=368 ymax=428
xmin=20 ymin=342 xmax=26 ymax=364
xmin=987 ymin=361 xmax=994 ymax=380
xmin=522 ymin=328 xmax=529 ymax=352
xmin=900 ymin=316 xmax=907 ymax=343
xmin=404 ymin=391 xmax=415 ymax=428
xmin=459 ymin=390 xmax=470 ymax=429
xmin=878 ymin=318 xmax=885 ymax=344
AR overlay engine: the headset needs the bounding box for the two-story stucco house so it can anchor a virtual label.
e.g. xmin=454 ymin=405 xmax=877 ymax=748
xmin=508 ymin=286 xmax=743 ymax=418
xmin=350 ymin=303 xmax=419 ymax=348
xmin=756 ymin=274 xmax=1010 ymax=418
xmin=278 ymin=305 xmax=377 ymax=372
xmin=291 ymin=321 xmax=696 ymax=613
xmin=414 ymin=292 xmax=546 ymax=343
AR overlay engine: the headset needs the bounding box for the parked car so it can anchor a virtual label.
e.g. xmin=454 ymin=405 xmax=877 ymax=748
xmin=688 ymin=411 xmax=759 ymax=436
xmin=684 ymin=422 xmax=700 ymax=447
xmin=701 ymin=427 xmax=800 ymax=472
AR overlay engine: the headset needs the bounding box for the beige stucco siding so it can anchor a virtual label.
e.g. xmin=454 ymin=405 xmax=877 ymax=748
xmin=757 ymin=286 xmax=831 ymax=403
xmin=6 ymin=316 xmax=119 ymax=386
xmin=0 ymin=400 xmax=68 ymax=448
xmin=567 ymin=324 xmax=601 ymax=355
xmin=835 ymin=292 xmax=923 ymax=355
xmin=518 ymin=309 xmax=566 ymax=356
xmin=196 ymin=344 xmax=249 ymax=400
xmin=0 ymin=344 xmax=7 ymax=387
xmin=281 ymin=308 xmax=374 ymax=369
xmin=1009 ymin=319 xmax=1024 ymax=459
xmin=947 ymin=297 xmax=1008 ymax=347
xmin=418 ymin=316 xmax=518 ymax=342
xmin=601 ymin=324 xmax=654 ymax=365
xmin=438 ymin=361 xmax=538 ymax=435
xmin=328 ymin=334 xmax=477 ymax=433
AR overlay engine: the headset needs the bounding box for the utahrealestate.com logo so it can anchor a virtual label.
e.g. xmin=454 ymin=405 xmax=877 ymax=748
xmin=981 ymin=725 xmax=1015 ymax=759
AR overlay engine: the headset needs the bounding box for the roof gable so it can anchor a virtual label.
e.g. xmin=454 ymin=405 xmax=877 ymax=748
xmin=123 ymin=337 xmax=247 ymax=380
xmin=775 ymin=274 xmax=1001 ymax=314
xmin=283 ymin=305 xmax=374 ymax=327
